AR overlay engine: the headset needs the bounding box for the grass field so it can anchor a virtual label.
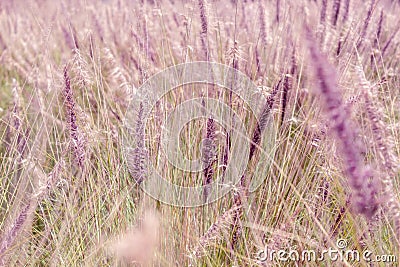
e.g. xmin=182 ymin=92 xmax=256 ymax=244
xmin=0 ymin=0 xmax=399 ymax=266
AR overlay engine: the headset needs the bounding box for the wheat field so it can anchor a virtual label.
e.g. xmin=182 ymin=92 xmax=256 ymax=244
xmin=0 ymin=0 xmax=399 ymax=266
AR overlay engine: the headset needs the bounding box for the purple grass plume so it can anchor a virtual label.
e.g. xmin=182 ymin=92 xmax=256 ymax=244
xmin=127 ymin=102 xmax=148 ymax=184
xmin=63 ymin=66 xmax=86 ymax=169
xmin=306 ymin=29 xmax=380 ymax=218
xmin=202 ymin=116 xmax=217 ymax=202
